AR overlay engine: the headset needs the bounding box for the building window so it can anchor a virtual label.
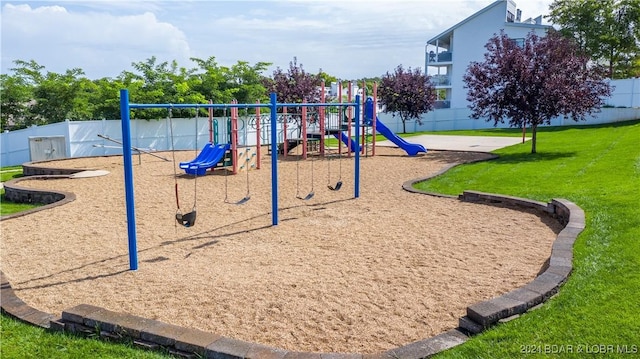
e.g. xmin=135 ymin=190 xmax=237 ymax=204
xmin=507 ymin=11 xmax=515 ymax=22
xmin=510 ymin=38 xmax=525 ymax=48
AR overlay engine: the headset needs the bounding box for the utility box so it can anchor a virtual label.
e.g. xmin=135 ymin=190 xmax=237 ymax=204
xmin=29 ymin=136 xmax=67 ymax=162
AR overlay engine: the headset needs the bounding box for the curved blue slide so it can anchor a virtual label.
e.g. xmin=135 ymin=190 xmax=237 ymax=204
xmin=333 ymin=131 xmax=359 ymax=153
xmin=179 ymin=143 xmax=230 ymax=176
xmin=364 ymin=97 xmax=427 ymax=156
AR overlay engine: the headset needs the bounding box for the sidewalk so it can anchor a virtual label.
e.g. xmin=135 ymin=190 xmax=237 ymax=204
xmin=378 ymin=135 xmax=529 ymax=152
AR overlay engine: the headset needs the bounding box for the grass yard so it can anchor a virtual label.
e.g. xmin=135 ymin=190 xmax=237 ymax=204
xmin=1 ymin=166 xmax=41 ymax=216
xmin=0 ymin=314 xmax=171 ymax=359
xmin=1 ymin=120 xmax=638 ymax=357
xmin=419 ymin=120 xmax=640 ymax=358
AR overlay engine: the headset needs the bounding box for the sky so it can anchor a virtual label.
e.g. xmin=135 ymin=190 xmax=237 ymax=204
xmin=1 ymin=0 xmax=554 ymax=80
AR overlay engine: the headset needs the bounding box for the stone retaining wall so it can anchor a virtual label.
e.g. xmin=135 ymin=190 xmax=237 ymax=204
xmin=22 ymin=160 xmax=96 ymax=176
xmin=455 ymin=192 xmax=583 ymax=334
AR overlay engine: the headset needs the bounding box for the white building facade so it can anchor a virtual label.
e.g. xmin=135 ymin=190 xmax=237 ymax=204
xmin=425 ymin=0 xmax=550 ymax=109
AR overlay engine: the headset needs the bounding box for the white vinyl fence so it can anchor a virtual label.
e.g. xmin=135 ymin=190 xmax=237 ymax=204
xmin=2 ymin=106 xmax=638 ymax=167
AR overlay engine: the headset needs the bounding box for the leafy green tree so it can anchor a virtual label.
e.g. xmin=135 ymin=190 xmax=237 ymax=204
xmin=548 ymin=0 xmax=640 ymax=78
xmin=316 ymin=70 xmax=338 ymax=88
xmin=4 ymin=60 xmax=45 ymax=128
xmin=31 ymin=68 xmax=88 ymax=123
xmin=464 ymin=30 xmax=612 ymax=153
xmin=228 ymin=60 xmax=271 ymax=105
xmin=0 ymin=73 xmax=33 ymax=131
xmin=378 ymin=65 xmax=435 ymax=133
xmin=355 ymin=77 xmax=381 ymax=99
xmin=8 ymin=60 xmax=90 ymax=125
xmin=122 ymin=57 xmax=187 ymax=119
xmin=87 ymin=77 xmax=129 ymax=120
xmin=190 ymin=56 xmax=234 ymax=106
xmin=190 ymin=56 xmax=269 ymax=116
xmin=67 ymin=77 xmax=100 ymax=120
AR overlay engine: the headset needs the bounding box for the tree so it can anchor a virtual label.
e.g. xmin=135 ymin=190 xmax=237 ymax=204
xmin=122 ymin=57 xmax=190 ymax=119
xmin=7 ymin=60 xmax=91 ymax=125
xmin=190 ymin=56 xmax=270 ymax=117
xmin=87 ymin=77 xmax=128 ymax=120
xmin=0 ymin=74 xmax=33 ymax=131
xmin=31 ymin=68 xmax=87 ymax=124
xmin=227 ymin=60 xmax=271 ymax=105
xmin=464 ymin=30 xmax=612 ymax=154
xmin=263 ymin=57 xmax=321 ymax=104
xmin=378 ymin=65 xmax=436 ymax=133
xmin=547 ymin=0 xmax=640 ymax=78
xmin=316 ymin=69 xmax=337 ymax=89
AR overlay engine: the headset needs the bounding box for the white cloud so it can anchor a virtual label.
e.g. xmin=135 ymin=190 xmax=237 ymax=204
xmin=1 ymin=1 xmax=554 ymax=80
xmin=1 ymin=3 xmax=191 ymax=78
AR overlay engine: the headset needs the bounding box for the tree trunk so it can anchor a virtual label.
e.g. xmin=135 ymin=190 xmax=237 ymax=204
xmin=609 ymin=47 xmax=614 ymax=79
xmin=402 ymin=117 xmax=407 ymax=134
xmin=531 ymin=124 xmax=538 ymax=154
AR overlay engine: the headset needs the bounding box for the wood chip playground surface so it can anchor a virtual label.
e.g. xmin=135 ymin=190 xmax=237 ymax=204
xmin=0 ymin=146 xmax=562 ymax=354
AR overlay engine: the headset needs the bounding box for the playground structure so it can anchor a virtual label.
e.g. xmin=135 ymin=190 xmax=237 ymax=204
xmin=119 ymin=90 xmax=363 ymax=270
xmin=118 ymin=82 xmax=429 ymax=270
xmin=177 ymin=81 xmax=426 ymax=179
xmin=272 ymin=81 xmax=426 ymax=159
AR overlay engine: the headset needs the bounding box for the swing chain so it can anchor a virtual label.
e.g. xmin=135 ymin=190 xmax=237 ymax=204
xmin=169 ymin=105 xmax=198 ymax=228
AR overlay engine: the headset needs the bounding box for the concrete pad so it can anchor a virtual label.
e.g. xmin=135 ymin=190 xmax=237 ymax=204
xmin=377 ymin=135 xmax=529 ymax=152
xmin=69 ymin=170 xmax=110 ymax=178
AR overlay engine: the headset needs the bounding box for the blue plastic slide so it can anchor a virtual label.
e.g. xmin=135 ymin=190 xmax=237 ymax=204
xmin=179 ymin=143 xmax=231 ymax=176
xmin=333 ymin=131 xmax=359 ymax=153
xmin=364 ymin=98 xmax=427 ymax=156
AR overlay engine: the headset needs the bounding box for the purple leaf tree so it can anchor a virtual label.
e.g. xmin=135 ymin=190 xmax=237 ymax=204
xmin=263 ymin=57 xmax=321 ymax=106
xmin=378 ymin=65 xmax=436 ymax=133
xmin=464 ymin=30 xmax=612 ymax=153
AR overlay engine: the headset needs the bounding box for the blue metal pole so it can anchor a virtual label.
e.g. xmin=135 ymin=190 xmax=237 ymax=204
xmin=270 ymin=93 xmax=279 ymax=225
xmin=119 ymin=89 xmax=138 ymax=271
xmin=354 ymin=95 xmax=360 ymax=199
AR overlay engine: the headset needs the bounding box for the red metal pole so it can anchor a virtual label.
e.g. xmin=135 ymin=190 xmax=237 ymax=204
xmin=302 ymin=105 xmax=308 ymax=159
xmin=256 ymin=100 xmax=261 ymax=169
xmin=208 ymin=99 xmax=213 ymax=144
xmin=347 ymin=81 xmax=352 ymax=157
xmin=338 ymin=82 xmax=342 ymax=156
xmin=373 ymin=82 xmax=377 ymax=156
xmin=283 ymin=106 xmax=288 ymax=158
xmin=231 ymin=100 xmax=238 ymax=175
xmin=320 ymin=81 xmax=325 ymax=156
xmin=361 ymin=80 xmax=366 ymax=154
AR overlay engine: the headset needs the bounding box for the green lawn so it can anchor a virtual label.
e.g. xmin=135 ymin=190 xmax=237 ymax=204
xmin=1 ymin=166 xmax=41 ymax=215
xmin=0 ymin=314 xmax=171 ymax=359
xmin=416 ymin=120 xmax=640 ymax=358
xmin=2 ymin=121 xmax=638 ymax=357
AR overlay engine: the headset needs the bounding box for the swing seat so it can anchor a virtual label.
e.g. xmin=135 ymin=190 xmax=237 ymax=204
xmin=297 ymin=192 xmax=315 ymax=201
xmin=176 ymin=210 xmax=197 ymax=227
xmin=328 ymin=181 xmax=343 ymax=191
xmin=235 ymin=196 xmax=251 ymax=205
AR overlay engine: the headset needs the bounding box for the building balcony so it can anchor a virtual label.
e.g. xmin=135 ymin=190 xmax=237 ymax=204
xmin=434 ymin=100 xmax=451 ymax=109
xmin=427 ymin=50 xmax=452 ymax=64
xmin=430 ymin=74 xmax=451 ymax=86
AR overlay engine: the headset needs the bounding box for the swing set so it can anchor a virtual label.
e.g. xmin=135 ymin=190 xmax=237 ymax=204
xmin=168 ymin=101 xmax=262 ymax=227
xmin=119 ymin=90 xmax=361 ymax=270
